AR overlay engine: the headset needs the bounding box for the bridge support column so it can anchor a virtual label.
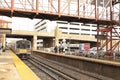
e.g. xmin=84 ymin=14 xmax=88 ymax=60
xmin=54 ymin=27 xmax=61 ymax=46
xmin=0 ymin=23 xmax=7 ymax=47
xmin=0 ymin=35 xmax=6 ymax=47
xmin=2 ymin=34 xmax=6 ymax=47
xmin=33 ymin=35 xmax=37 ymax=50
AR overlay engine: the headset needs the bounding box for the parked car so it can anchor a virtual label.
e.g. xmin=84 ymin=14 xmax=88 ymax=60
xmin=88 ymin=47 xmax=97 ymax=57
xmin=88 ymin=47 xmax=105 ymax=57
xmin=74 ymin=50 xmax=84 ymax=56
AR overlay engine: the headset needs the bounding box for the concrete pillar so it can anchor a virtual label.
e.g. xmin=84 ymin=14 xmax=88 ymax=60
xmin=54 ymin=27 xmax=61 ymax=46
xmin=2 ymin=34 xmax=6 ymax=47
xmin=1 ymin=23 xmax=7 ymax=47
xmin=33 ymin=35 xmax=37 ymax=50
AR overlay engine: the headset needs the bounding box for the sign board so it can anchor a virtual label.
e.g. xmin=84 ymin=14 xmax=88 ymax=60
xmin=95 ymin=35 xmax=106 ymax=40
xmin=0 ymin=28 xmax=12 ymax=34
xmin=79 ymin=43 xmax=90 ymax=51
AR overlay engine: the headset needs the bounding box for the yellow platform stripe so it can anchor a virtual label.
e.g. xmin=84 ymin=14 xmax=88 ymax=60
xmin=9 ymin=50 xmax=40 ymax=80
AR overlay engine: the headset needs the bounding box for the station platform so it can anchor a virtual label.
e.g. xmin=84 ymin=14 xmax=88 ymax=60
xmin=0 ymin=50 xmax=40 ymax=80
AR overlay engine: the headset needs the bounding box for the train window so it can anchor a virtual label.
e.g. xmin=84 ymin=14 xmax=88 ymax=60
xmin=17 ymin=45 xmax=20 ymax=48
xmin=16 ymin=40 xmax=31 ymax=49
xmin=27 ymin=45 xmax=30 ymax=48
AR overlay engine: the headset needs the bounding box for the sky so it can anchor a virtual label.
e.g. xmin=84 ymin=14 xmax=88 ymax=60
xmin=0 ymin=16 xmax=40 ymax=31
xmin=11 ymin=17 xmax=34 ymax=31
xmin=0 ymin=16 xmax=40 ymax=42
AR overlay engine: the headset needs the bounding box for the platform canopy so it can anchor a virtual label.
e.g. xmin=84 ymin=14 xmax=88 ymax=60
xmin=0 ymin=19 xmax=12 ymax=34
xmin=0 ymin=28 xmax=12 ymax=34
xmin=0 ymin=19 xmax=11 ymax=23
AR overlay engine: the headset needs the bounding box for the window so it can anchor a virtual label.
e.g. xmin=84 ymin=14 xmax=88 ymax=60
xmin=81 ymin=33 xmax=90 ymax=35
xmin=62 ymin=32 xmax=67 ymax=34
xmin=70 ymin=33 xmax=79 ymax=35
xmin=70 ymin=28 xmax=79 ymax=30
xmin=70 ymin=23 xmax=79 ymax=25
xmin=92 ymin=30 xmax=97 ymax=31
xmin=59 ymin=27 xmax=68 ymax=29
xmin=81 ymin=29 xmax=90 ymax=31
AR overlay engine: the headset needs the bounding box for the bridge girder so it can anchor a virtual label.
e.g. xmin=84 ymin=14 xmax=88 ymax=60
xmin=0 ymin=0 xmax=119 ymax=25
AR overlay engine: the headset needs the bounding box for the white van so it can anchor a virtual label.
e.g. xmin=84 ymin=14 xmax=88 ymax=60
xmin=88 ymin=47 xmax=105 ymax=57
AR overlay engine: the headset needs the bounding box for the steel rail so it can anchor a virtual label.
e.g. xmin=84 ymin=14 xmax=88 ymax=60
xmin=28 ymin=56 xmax=76 ymax=80
xmin=33 ymin=53 xmax=110 ymax=80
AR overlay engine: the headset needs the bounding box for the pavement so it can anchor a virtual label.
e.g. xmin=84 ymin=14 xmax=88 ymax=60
xmin=0 ymin=50 xmax=21 ymax=80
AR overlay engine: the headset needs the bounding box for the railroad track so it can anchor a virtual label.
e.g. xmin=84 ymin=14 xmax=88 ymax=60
xmin=24 ymin=51 xmax=115 ymax=80
xmin=27 ymin=53 xmax=106 ymax=80
xmin=27 ymin=56 xmax=76 ymax=80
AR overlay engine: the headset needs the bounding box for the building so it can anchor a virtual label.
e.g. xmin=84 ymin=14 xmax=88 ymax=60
xmin=34 ymin=19 xmax=56 ymax=32
xmin=34 ymin=19 xmax=120 ymax=52
xmin=34 ymin=20 xmax=98 ymax=36
xmin=34 ymin=20 xmax=98 ymax=50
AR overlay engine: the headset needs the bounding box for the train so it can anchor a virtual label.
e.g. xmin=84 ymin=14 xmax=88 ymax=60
xmin=9 ymin=39 xmax=31 ymax=59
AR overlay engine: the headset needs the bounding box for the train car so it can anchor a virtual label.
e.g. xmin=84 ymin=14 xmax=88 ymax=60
xmin=9 ymin=39 xmax=31 ymax=59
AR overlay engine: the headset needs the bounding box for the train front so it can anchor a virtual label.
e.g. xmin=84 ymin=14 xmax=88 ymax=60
xmin=16 ymin=40 xmax=31 ymax=59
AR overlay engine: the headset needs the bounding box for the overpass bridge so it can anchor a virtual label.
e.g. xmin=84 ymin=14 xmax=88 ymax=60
xmin=6 ymin=30 xmax=96 ymax=50
xmin=7 ymin=30 xmax=54 ymax=38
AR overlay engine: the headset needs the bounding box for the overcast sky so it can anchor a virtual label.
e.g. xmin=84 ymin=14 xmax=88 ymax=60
xmin=0 ymin=16 xmax=40 ymax=31
xmin=0 ymin=16 xmax=40 ymax=42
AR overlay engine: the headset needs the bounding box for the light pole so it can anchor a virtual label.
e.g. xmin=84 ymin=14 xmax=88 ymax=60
xmin=68 ymin=37 xmax=71 ymax=54
xmin=62 ymin=39 xmax=66 ymax=53
xmin=53 ymin=38 xmax=55 ymax=47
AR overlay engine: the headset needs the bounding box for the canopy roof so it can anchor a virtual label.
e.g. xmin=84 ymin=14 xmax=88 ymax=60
xmin=0 ymin=19 xmax=11 ymax=23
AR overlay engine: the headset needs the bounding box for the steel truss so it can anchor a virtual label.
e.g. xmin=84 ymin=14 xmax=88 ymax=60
xmin=0 ymin=0 xmax=119 ymax=23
